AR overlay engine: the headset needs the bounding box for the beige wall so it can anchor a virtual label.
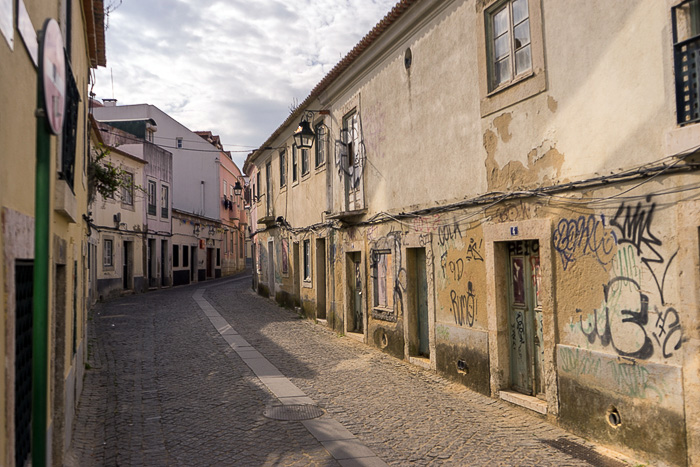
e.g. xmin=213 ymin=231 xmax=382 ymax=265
xmin=1 ymin=0 xmax=101 ymax=464
xmin=246 ymin=1 xmax=699 ymax=465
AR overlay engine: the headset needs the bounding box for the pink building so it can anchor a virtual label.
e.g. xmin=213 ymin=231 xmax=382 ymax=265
xmin=196 ymin=131 xmax=246 ymax=276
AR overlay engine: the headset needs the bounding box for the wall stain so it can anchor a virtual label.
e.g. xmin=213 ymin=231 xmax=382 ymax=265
xmin=483 ymin=128 xmax=565 ymax=191
xmin=548 ymin=96 xmax=558 ymax=113
xmin=493 ymin=112 xmax=513 ymax=143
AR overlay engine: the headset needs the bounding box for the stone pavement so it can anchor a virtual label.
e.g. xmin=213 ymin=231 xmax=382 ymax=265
xmin=66 ymin=272 xmax=634 ymax=466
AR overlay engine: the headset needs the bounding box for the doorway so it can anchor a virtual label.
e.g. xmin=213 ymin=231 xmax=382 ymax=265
xmin=161 ymin=239 xmax=167 ymax=286
xmin=268 ymin=240 xmax=275 ymax=298
xmin=507 ymin=240 xmax=544 ymax=397
xmin=347 ymin=252 xmax=363 ymax=334
xmin=123 ymin=241 xmax=132 ymax=290
xmin=206 ymin=247 xmax=214 ymax=279
xmin=148 ymin=238 xmax=156 ymax=287
xmin=407 ymin=248 xmax=429 ymax=358
xmin=316 ymin=238 xmax=327 ymax=320
xmin=14 ymin=261 xmax=33 ymax=467
xmin=190 ymin=245 xmax=197 ymax=283
xmin=293 ymin=242 xmax=300 ymax=307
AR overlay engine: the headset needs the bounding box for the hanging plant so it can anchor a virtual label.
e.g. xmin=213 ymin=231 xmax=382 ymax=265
xmin=87 ymin=143 xmax=131 ymax=204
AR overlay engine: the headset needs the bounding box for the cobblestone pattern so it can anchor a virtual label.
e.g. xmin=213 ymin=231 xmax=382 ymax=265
xmin=67 ymin=273 xmax=629 ymax=466
xmin=205 ymin=277 xmax=629 ymax=467
xmin=67 ymin=279 xmax=337 ymax=466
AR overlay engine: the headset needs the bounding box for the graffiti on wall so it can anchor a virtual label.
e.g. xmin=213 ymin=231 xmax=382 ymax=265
xmin=552 ymin=213 xmax=617 ymax=270
xmin=569 ymin=197 xmax=683 ymax=361
xmin=559 ymin=346 xmax=666 ymax=401
xmin=450 ymin=281 xmax=477 ymax=327
xmin=577 ymin=276 xmax=684 ymax=360
xmin=610 ymin=197 xmax=677 ymax=304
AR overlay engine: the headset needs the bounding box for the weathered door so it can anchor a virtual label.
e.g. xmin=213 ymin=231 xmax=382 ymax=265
xmin=414 ymin=248 xmax=430 ymax=357
xmin=349 ymin=252 xmax=363 ymax=333
xmin=316 ymin=239 xmax=327 ymax=320
xmin=507 ymin=240 xmax=544 ymax=397
xmin=268 ymin=240 xmax=275 ymax=297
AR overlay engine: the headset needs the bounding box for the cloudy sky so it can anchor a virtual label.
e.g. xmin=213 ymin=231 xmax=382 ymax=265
xmin=93 ymin=0 xmax=398 ymax=168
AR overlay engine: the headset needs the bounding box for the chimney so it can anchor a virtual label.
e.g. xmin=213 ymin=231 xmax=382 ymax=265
xmin=103 ymin=98 xmax=117 ymax=107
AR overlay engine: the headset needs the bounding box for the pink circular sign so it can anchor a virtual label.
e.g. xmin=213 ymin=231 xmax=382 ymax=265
xmin=40 ymin=19 xmax=65 ymax=135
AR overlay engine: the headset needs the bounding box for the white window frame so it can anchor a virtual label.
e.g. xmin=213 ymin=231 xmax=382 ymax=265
xmin=487 ymin=0 xmax=532 ymax=92
xmin=147 ymin=179 xmax=157 ymax=216
xmin=477 ymin=0 xmax=546 ymax=117
xmin=103 ymin=239 xmax=113 ymax=267
xmin=161 ymin=184 xmax=169 ymax=219
xmin=122 ymin=172 xmax=134 ymax=206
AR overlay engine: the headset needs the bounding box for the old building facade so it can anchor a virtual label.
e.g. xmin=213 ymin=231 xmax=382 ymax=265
xmin=0 ymin=0 xmax=106 ymax=465
xmin=244 ymin=1 xmax=700 ymax=465
xmin=93 ymin=103 xmax=247 ymax=285
xmin=88 ymin=119 xmax=174 ymax=299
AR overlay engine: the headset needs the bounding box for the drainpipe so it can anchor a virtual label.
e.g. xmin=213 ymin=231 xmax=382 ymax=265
xmin=33 ymin=82 xmax=51 ymax=467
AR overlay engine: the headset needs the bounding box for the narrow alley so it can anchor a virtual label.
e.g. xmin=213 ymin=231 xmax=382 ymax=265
xmin=66 ymin=273 xmax=630 ymax=466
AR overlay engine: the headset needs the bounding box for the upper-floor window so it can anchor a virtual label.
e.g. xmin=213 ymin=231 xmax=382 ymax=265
xmin=223 ymin=180 xmax=228 ymax=200
xmin=122 ymin=172 xmax=134 ymax=205
xmin=147 ymin=180 xmax=157 ymax=216
xmin=279 ymin=149 xmax=287 ymax=187
xmin=161 ymin=185 xmax=169 ymax=218
xmin=146 ymin=129 xmax=155 ymax=143
xmin=488 ymin=0 xmax=531 ymax=91
xmin=292 ymin=145 xmax=299 ymax=182
xmin=674 ymin=0 xmax=700 ymax=124
xmin=315 ymin=122 xmax=326 ymax=168
xmin=256 ymin=172 xmax=261 ymax=202
xmin=301 ymin=148 xmax=309 ymax=176
xmin=176 ymin=137 xmax=183 ymax=149
xmin=477 ymin=0 xmax=545 ymax=116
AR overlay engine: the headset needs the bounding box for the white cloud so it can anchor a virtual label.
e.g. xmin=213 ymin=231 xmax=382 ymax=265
xmin=93 ymin=0 xmax=398 ymax=168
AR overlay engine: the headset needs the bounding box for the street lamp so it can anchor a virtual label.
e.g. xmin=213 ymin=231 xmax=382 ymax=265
xmin=233 ymin=180 xmax=243 ymax=196
xmin=293 ymin=111 xmax=315 ymax=150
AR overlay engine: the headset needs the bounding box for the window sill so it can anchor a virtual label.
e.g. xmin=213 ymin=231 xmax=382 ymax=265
xmin=665 ymin=123 xmax=700 ymax=158
xmin=303 ymin=279 xmax=313 ymax=288
xmin=327 ymin=208 xmax=367 ymax=221
xmin=257 ymin=215 xmax=276 ymax=226
xmin=486 ymin=70 xmax=535 ymax=98
xmin=480 ymin=70 xmax=546 ymax=117
xmin=54 ymin=179 xmax=77 ymax=223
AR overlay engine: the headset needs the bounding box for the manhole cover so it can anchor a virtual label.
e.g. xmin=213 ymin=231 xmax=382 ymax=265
xmin=263 ymin=404 xmax=324 ymax=421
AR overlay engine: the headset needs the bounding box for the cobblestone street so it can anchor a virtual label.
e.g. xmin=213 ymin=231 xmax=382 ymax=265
xmin=66 ymin=273 xmax=633 ymax=466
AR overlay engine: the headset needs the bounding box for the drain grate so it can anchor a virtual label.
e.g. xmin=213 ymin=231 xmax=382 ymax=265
xmin=263 ymin=404 xmax=325 ymax=421
xmin=540 ymin=438 xmax=627 ymax=467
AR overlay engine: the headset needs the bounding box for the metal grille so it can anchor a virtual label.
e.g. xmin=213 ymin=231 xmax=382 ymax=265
xmin=263 ymin=404 xmax=324 ymax=421
xmin=675 ymin=36 xmax=700 ymax=124
xmin=60 ymin=58 xmax=80 ymax=191
xmin=15 ymin=262 xmax=33 ymax=467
